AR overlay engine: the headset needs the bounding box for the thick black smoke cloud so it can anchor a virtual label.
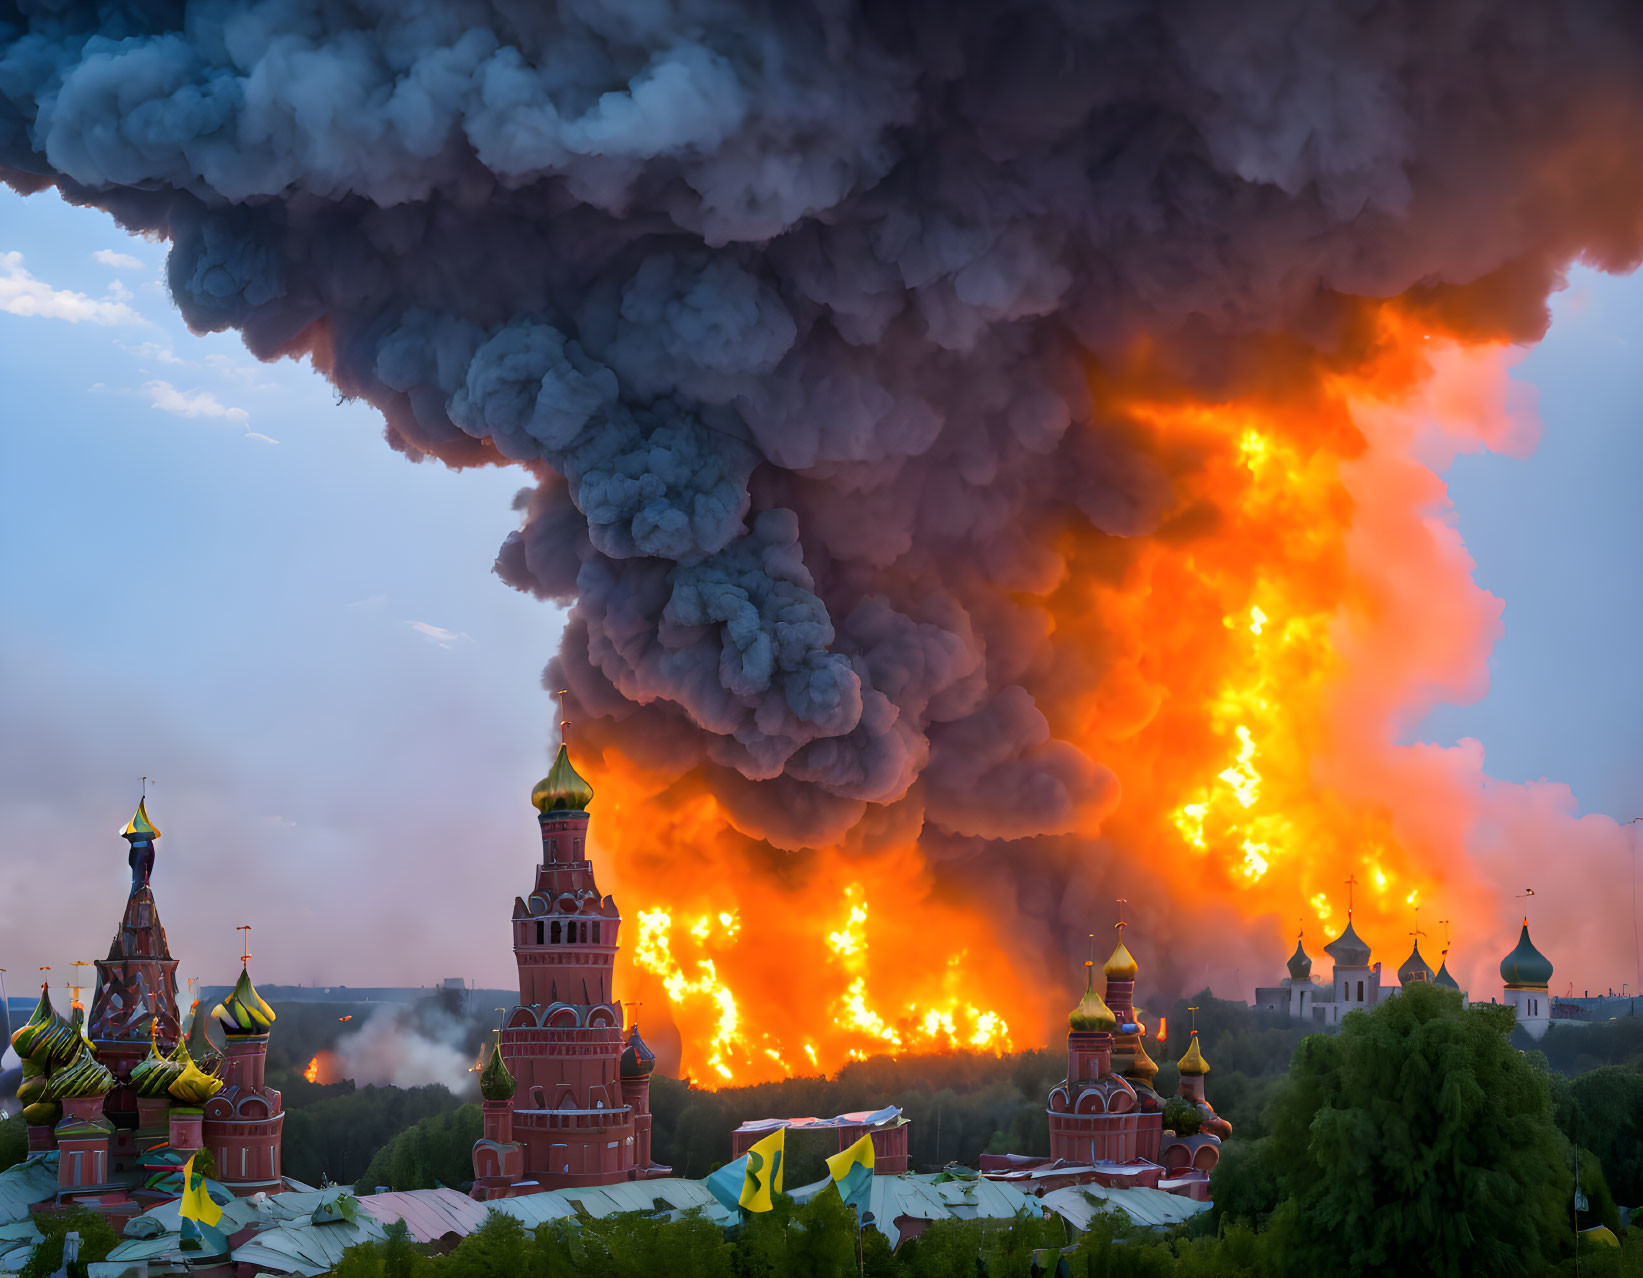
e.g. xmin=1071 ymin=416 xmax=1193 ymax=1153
xmin=4 ymin=2 xmax=1642 ymax=932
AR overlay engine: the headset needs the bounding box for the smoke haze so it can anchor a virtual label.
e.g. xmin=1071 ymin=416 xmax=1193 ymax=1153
xmin=3 ymin=0 xmax=1640 ymax=1077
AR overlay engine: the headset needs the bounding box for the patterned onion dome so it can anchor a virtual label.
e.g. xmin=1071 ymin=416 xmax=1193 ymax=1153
xmin=1069 ymin=971 xmax=1117 ymax=1032
xmin=531 ymin=744 xmax=595 ymax=813
xmin=1103 ymin=940 xmax=1138 ymax=982
xmin=10 ymin=986 xmax=81 ymax=1069
xmin=478 ymin=1040 xmax=516 ymax=1102
xmin=15 ymin=1062 xmax=48 ymax=1107
xmin=620 ymin=1026 xmax=657 ymax=1080
xmin=40 ymin=1044 xmax=117 ymax=1100
xmin=1287 ymin=938 xmax=1312 ymax=982
xmin=130 ymin=1035 xmax=184 ymax=1099
xmin=1177 ymin=1032 xmax=1211 ymax=1077
xmin=1397 ymin=940 xmax=1435 ymax=986
xmin=166 ymin=1038 xmax=223 ymax=1106
xmin=1499 ymin=921 xmax=1553 ymax=988
xmin=1323 ymin=919 xmax=1372 ymax=968
xmin=212 ymin=968 xmax=277 ymax=1036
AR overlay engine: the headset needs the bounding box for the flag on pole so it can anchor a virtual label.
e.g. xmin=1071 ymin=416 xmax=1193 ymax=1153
xmin=177 ymin=1154 xmax=222 ymax=1228
xmin=738 ymin=1127 xmax=784 ymax=1212
xmin=827 ymin=1131 xmax=875 ymax=1219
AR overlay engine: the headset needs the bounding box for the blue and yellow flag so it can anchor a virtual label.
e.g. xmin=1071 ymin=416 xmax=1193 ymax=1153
xmin=826 ymin=1132 xmax=875 ymax=1219
xmin=177 ymin=1154 xmax=222 ymax=1228
xmin=739 ymin=1127 xmax=784 ymax=1212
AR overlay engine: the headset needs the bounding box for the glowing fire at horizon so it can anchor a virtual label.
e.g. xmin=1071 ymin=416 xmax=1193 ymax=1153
xmin=589 ymin=308 xmax=1602 ymax=1087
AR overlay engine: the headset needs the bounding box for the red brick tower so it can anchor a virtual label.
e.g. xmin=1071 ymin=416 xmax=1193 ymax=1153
xmin=473 ymin=744 xmax=667 ymax=1196
xmin=202 ymin=963 xmax=285 ymax=1193
xmin=1047 ymin=945 xmax=1143 ymax=1165
xmin=87 ymin=800 xmax=183 ymax=1174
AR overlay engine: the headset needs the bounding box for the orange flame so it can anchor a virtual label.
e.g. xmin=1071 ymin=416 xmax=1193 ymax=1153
xmin=571 ymin=305 xmax=1626 ymax=1084
xmin=303 ymin=1055 xmax=320 ymax=1084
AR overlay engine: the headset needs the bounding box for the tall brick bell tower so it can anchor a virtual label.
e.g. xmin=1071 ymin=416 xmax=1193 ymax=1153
xmin=471 ymin=741 xmax=669 ymax=1198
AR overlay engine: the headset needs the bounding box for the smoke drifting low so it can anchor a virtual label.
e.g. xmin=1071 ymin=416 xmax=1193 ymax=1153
xmin=4 ymin=1 xmax=1641 ymax=1073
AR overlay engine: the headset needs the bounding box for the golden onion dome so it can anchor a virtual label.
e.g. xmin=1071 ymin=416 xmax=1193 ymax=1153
xmin=1069 ymin=971 xmax=1117 ymax=1032
xmin=1177 ymin=1032 xmax=1210 ymax=1077
xmin=212 ymin=968 xmax=277 ymax=1036
xmin=40 ymin=1044 xmax=117 ymax=1101
xmin=1103 ymin=939 xmax=1139 ymax=982
xmin=121 ymin=797 xmax=161 ymax=841
xmin=1118 ymin=1039 xmax=1160 ymax=1087
xmin=166 ymin=1036 xmax=223 ymax=1107
xmin=531 ymin=744 xmax=595 ymax=813
xmin=478 ymin=1039 xmax=516 ymax=1102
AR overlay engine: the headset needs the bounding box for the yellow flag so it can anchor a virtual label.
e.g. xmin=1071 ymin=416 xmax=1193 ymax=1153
xmin=826 ymin=1131 xmax=875 ymax=1181
xmin=178 ymin=1154 xmax=222 ymax=1228
xmin=738 ymin=1127 xmax=784 ymax=1212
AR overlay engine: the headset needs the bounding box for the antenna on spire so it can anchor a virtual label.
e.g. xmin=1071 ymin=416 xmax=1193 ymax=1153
xmin=1409 ymin=904 xmax=1425 ymax=942
xmin=1297 ymin=916 xmax=1304 ymax=942
xmin=1514 ymin=886 xmax=1535 ymax=926
xmin=1187 ymin=1005 xmax=1199 ymax=1035
xmin=140 ymin=775 xmax=149 ymax=798
xmin=1438 ymin=918 xmax=1451 ymax=955
xmin=556 ymin=688 xmax=571 ymax=746
xmin=237 ymin=924 xmax=253 ymax=968
xmin=1115 ymin=898 xmax=1128 ymax=937
xmin=624 ymin=999 xmax=643 ymax=1030
xmin=1085 ymin=933 xmax=1096 ymax=970
xmin=1345 ymin=874 xmax=1359 ymax=918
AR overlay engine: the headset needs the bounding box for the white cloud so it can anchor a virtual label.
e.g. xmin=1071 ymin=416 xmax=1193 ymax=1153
xmin=243 ymin=431 xmax=280 ymax=445
xmin=406 ymin=621 xmax=471 ymax=649
xmin=0 ymin=251 xmax=147 ymax=326
xmin=141 ymin=379 xmax=249 ymax=424
xmin=93 ymin=249 xmax=145 ymax=271
xmin=117 ymin=340 xmax=191 ymax=367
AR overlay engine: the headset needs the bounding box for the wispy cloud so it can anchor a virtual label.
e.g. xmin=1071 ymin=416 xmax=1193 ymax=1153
xmin=142 ymin=378 xmax=249 ymax=424
xmin=406 ymin=621 xmax=471 ymax=649
xmin=243 ymin=431 xmax=279 ymax=445
xmin=0 ymin=251 xmax=147 ymax=326
xmin=93 ymin=248 xmax=145 ymax=271
xmin=117 ymin=339 xmax=190 ymax=367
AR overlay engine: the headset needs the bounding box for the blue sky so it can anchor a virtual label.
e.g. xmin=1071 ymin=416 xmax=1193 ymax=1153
xmin=1 ymin=186 xmax=1638 ymax=994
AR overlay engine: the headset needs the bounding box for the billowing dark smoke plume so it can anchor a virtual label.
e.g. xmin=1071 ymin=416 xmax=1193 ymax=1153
xmin=4 ymin=2 xmax=1642 ymax=998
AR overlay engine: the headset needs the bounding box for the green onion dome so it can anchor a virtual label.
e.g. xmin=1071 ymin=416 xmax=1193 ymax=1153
xmin=166 ymin=1039 xmax=224 ymax=1106
xmin=21 ymin=1101 xmax=61 ymax=1128
xmin=1069 ymin=970 xmax=1118 ymax=1032
xmin=10 ymin=986 xmax=80 ymax=1069
xmin=531 ymin=744 xmax=595 ymax=813
xmin=1499 ymin=921 xmax=1554 ymax=988
xmin=211 ymin=968 xmax=277 ymax=1036
xmin=130 ymin=1036 xmax=184 ymax=1100
xmin=1433 ymin=957 xmax=1461 ymax=990
xmin=478 ymin=1039 xmax=516 ymax=1102
xmin=40 ymin=1044 xmax=117 ymax=1100
xmin=15 ymin=1061 xmax=48 ymax=1107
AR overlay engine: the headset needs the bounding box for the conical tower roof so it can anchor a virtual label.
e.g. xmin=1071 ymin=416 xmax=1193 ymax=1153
xmin=531 ymin=744 xmax=595 ymax=813
xmin=1499 ymin=920 xmax=1553 ymax=988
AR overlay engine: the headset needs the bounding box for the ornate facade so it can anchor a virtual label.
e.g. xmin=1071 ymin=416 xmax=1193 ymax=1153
xmin=471 ymin=745 xmax=668 ymax=1197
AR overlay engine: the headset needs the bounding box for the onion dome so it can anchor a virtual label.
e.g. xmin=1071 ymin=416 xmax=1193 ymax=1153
xmin=130 ymin=1035 xmax=184 ymax=1100
xmin=15 ymin=1062 xmax=48 ymax=1107
xmin=22 ymin=1101 xmax=61 ymax=1128
xmin=1103 ymin=940 xmax=1138 ymax=982
xmin=1500 ymin=920 xmax=1553 ymax=988
xmin=532 ymin=744 xmax=595 ymax=813
xmin=1433 ymin=957 xmax=1461 ymax=990
xmin=620 ymin=1026 xmax=656 ymax=1080
xmin=121 ymin=797 xmax=161 ymax=842
xmin=166 ymin=1037 xmax=223 ymax=1106
xmin=1397 ymin=940 xmax=1434 ymax=986
xmin=1323 ymin=919 xmax=1372 ymax=968
xmin=1287 ymin=937 xmax=1312 ymax=982
xmin=40 ymin=1044 xmax=117 ymax=1100
xmin=478 ymin=1039 xmax=515 ymax=1102
xmin=1117 ymin=1039 xmax=1160 ymax=1088
xmin=1177 ymin=1032 xmax=1210 ymax=1077
xmin=212 ymin=968 xmax=276 ymax=1036
xmin=10 ymin=985 xmax=80 ymax=1069
xmin=1069 ymin=971 xmax=1117 ymax=1032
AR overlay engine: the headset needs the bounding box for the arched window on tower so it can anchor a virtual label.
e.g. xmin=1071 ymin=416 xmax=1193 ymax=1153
xmin=1357 ymin=980 xmax=1364 ymax=1002
xmin=592 ymin=921 xmax=601 ymax=944
xmin=536 ymin=921 xmax=545 ymax=945
xmin=551 ymin=921 xmax=562 ymax=944
xmin=580 ymin=921 xmax=589 ymax=943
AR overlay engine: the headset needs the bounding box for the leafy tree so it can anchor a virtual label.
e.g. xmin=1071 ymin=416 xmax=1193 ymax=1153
xmin=283 ymin=1082 xmax=461 ymax=1187
xmin=19 ymin=1208 xmax=119 ymax=1278
xmin=354 ymin=1103 xmax=482 ymax=1193
xmin=0 ymin=1115 xmax=25 ymax=1174
xmin=335 ymin=1221 xmax=434 ymax=1278
xmin=1207 ymin=1137 xmax=1281 ymax=1230
xmin=1161 ymin=1097 xmax=1201 ymax=1137
xmin=1551 ymin=1064 xmax=1643 ymax=1206
xmin=1262 ymin=984 xmax=1572 ymax=1278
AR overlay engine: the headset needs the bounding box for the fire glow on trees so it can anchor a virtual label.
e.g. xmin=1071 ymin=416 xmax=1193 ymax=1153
xmin=5 ymin=1 xmax=1641 ymax=1085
